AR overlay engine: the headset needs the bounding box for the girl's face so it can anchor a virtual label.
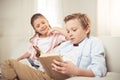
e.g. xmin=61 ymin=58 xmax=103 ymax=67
xmin=66 ymin=19 xmax=89 ymax=45
xmin=33 ymin=17 xmax=50 ymax=37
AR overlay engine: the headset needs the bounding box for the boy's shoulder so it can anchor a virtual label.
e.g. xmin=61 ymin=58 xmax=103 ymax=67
xmin=59 ymin=41 xmax=72 ymax=46
xmin=55 ymin=41 xmax=72 ymax=49
xmin=88 ymin=36 xmax=104 ymax=46
xmin=89 ymin=36 xmax=101 ymax=42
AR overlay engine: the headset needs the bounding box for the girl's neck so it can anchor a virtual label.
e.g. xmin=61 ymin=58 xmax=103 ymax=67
xmin=39 ymin=34 xmax=48 ymax=38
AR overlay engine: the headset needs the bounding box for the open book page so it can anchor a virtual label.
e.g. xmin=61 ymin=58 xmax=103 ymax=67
xmin=37 ymin=53 xmax=69 ymax=80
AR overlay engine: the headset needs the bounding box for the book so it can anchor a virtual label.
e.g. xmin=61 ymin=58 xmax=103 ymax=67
xmin=37 ymin=53 xmax=69 ymax=80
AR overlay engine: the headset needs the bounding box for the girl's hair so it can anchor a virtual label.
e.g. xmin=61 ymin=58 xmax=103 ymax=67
xmin=31 ymin=13 xmax=46 ymax=27
xmin=64 ymin=13 xmax=91 ymax=37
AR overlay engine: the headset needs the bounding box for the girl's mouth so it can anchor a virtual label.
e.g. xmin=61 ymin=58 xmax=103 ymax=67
xmin=41 ymin=26 xmax=47 ymax=31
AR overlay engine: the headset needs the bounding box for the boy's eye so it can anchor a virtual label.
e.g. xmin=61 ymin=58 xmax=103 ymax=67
xmin=72 ymin=28 xmax=77 ymax=31
xmin=67 ymin=30 xmax=70 ymax=33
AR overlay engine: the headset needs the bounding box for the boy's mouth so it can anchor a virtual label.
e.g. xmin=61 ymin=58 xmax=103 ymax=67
xmin=71 ymin=38 xmax=75 ymax=41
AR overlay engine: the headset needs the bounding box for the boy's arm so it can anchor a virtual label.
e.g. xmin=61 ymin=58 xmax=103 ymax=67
xmin=52 ymin=60 xmax=95 ymax=77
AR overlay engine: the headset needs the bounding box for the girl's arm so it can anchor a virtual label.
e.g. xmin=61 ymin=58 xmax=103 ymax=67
xmin=49 ymin=27 xmax=70 ymax=40
xmin=16 ymin=52 xmax=31 ymax=61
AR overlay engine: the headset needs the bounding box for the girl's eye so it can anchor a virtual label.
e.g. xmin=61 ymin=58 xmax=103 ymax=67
xmin=41 ymin=21 xmax=45 ymax=24
xmin=36 ymin=25 xmax=40 ymax=28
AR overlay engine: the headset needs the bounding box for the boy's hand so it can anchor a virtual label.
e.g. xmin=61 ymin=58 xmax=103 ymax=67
xmin=51 ymin=59 xmax=79 ymax=76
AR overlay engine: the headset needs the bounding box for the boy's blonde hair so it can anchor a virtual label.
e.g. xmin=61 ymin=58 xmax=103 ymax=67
xmin=64 ymin=13 xmax=91 ymax=37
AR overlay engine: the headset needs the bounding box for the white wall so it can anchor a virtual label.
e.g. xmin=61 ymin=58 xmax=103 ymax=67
xmin=0 ymin=0 xmax=37 ymax=63
xmin=37 ymin=0 xmax=97 ymax=35
xmin=62 ymin=0 xmax=97 ymax=36
xmin=0 ymin=0 xmax=97 ymax=63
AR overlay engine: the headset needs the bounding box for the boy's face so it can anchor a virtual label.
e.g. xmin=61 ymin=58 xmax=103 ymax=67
xmin=33 ymin=17 xmax=50 ymax=37
xmin=66 ymin=19 xmax=89 ymax=45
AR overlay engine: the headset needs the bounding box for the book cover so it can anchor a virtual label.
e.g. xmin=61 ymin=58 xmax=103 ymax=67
xmin=38 ymin=53 xmax=69 ymax=80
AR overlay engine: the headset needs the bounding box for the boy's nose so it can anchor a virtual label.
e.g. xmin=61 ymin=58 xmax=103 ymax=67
xmin=69 ymin=33 xmax=73 ymax=37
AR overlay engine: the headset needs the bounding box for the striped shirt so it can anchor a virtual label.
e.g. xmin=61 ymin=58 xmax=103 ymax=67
xmin=27 ymin=33 xmax=66 ymax=69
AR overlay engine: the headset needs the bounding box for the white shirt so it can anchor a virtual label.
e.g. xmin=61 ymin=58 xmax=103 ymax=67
xmin=54 ymin=36 xmax=107 ymax=77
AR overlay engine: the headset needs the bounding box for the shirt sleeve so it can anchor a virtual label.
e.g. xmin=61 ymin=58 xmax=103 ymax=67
xmin=55 ymin=34 xmax=66 ymax=46
xmin=27 ymin=44 xmax=36 ymax=59
xmin=27 ymin=36 xmax=38 ymax=59
xmin=87 ymin=38 xmax=107 ymax=77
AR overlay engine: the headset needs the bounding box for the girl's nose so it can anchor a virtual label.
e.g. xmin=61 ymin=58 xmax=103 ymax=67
xmin=40 ymin=25 xmax=45 ymax=29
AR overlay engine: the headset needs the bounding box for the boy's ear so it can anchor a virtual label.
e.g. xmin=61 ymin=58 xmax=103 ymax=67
xmin=85 ymin=26 xmax=90 ymax=34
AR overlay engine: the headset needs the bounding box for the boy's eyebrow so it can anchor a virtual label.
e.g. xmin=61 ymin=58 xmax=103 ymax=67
xmin=71 ymin=25 xmax=79 ymax=29
xmin=72 ymin=23 xmax=80 ymax=27
xmin=71 ymin=27 xmax=77 ymax=29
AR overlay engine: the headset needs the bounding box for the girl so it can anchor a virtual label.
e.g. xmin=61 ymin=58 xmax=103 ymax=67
xmin=16 ymin=13 xmax=68 ymax=69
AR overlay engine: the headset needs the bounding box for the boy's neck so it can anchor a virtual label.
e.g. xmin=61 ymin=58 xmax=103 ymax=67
xmin=73 ymin=44 xmax=79 ymax=46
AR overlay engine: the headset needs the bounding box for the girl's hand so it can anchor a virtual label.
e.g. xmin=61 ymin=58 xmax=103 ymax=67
xmin=51 ymin=59 xmax=79 ymax=76
xmin=48 ymin=27 xmax=70 ymax=39
xmin=47 ymin=27 xmax=63 ymax=35
xmin=16 ymin=58 xmax=20 ymax=61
